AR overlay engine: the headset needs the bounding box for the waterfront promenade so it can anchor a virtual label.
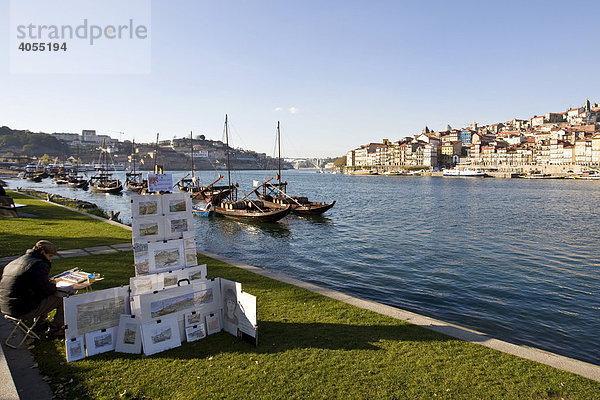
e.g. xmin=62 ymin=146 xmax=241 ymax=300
xmin=1 ymin=191 xmax=599 ymax=398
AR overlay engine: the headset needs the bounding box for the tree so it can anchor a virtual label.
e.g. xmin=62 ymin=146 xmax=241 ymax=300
xmin=196 ymin=134 xmax=206 ymax=141
xmin=333 ymin=156 xmax=346 ymax=167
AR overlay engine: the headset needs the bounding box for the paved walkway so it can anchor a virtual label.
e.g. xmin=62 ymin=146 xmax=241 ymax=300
xmin=0 ymin=243 xmax=133 ymax=267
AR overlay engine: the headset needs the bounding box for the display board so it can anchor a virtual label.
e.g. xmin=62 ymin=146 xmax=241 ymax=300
xmin=64 ymin=286 xmax=130 ymax=340
xmin=147 ymin=174 xmax=173 ymax=192
xmin=63 ymin=192 xmax=257 ymax=361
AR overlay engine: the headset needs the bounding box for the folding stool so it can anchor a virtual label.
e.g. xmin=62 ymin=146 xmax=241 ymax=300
xmin=3 ymin=314 xmax=42 ymax=348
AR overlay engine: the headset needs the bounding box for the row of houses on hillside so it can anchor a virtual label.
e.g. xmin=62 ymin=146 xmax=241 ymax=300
xmin=346 ymin=100 xmax=600 ymax=169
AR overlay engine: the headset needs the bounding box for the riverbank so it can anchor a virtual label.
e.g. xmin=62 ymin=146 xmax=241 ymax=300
xmin=1 ymin=190 xmax=599 ymax=398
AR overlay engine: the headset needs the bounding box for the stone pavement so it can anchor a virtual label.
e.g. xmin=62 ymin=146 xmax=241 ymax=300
xmin=0 ymin=243 xmax=132 ymax=399
xmin=0 ymin=243 xmax=132 ymax=267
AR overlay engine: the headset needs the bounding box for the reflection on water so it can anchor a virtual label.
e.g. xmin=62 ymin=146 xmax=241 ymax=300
xmin=6 ymin=170 xmax=600 ymax=365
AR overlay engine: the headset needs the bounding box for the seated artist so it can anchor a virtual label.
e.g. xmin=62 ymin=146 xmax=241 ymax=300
xmin=0 ymin=240 xmax=70 ymax=338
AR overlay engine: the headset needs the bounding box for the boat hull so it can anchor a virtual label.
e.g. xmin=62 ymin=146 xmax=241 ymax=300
xmin=91 ymin=182 xmax=123 ymax=194
xmin=214 ymin=205 xmax=291 ymax=222
xmin=68 ymin=180 xmax=89 ymax=189
xmin=257 ymin=194 xmax=335 ymax=216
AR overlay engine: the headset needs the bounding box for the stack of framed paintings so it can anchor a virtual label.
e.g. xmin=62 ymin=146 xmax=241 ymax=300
xmin=131 ymin=193 xmax=196 ymax=275
xmin=62 ymin=191 xmax=258 ymax=361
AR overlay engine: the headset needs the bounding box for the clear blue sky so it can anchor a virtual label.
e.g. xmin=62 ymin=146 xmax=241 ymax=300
xmin=1 ymin=0 xmax=599 ymax=158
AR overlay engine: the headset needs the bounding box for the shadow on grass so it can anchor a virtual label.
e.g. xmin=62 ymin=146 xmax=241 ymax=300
xmin=116 ymin=320 xmax=458 ymax=363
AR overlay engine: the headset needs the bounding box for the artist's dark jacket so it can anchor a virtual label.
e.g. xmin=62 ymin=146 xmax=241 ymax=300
xmin=0 ymin=248 xmax=57 ymax=317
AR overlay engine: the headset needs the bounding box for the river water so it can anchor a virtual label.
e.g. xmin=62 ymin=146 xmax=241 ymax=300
xmin=6 ymin=170 xmax=599 ymax=365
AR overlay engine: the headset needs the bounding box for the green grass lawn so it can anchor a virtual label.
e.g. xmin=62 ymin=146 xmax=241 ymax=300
xmin=3 ymin=195 xmax=598 ymax=398
xmin=0 ymin=191 xmax=131 ymax=257
xmin=29 ymin=251 xmax=599 ymax=400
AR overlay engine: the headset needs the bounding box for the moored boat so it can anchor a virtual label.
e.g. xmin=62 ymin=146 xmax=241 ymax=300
xmin=443 ymin=168 xmax=486 ymax=177
xmin=126 ymin=140 xmax=148 ymax=193
xmin=212 ymin=115 xmax=291 ymax=223
xmin=90 ymin=140 xmax=123 ymax=194
xmin=192 ymin=203 xmax=214 ymax=217
xmin=256 ymin=121 xmax=335 ymax=216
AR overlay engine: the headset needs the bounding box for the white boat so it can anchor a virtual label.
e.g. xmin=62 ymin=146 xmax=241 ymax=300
xmin=443 ymin=168 xmax=486 ymax=177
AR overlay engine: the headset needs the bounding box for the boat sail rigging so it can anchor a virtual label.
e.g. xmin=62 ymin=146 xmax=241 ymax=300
xmin=257 ymin=121 xmax=335 ymax=215
xmin=212 ymin=115 xmax=291 ymax=223
xmin=126 ymin=139 xmax=147 ymax=193
xmin=175 ymin=131 xmax=236 ymax=203
xmin=90 ymin=140 xmax=123 ymax=194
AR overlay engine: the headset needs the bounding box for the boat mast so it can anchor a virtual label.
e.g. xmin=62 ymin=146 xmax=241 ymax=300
xmin=190 ymin=131 xmax=195 ymax=180
xmin=154 ymin=133 xmax=159 ymax=173
xmin=225 ymin=114 xmax=233 ymax=200
xmin=132 ymin=139 xmax=136 ymax=176
xmin=277 ymin=121 xmax=281 ymax=186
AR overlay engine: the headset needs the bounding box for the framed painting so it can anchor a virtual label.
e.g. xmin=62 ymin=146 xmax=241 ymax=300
xmin=132 ymin=218 xmax=165 ymax=242
xmin=206 ymin=312 xmax=221 ymax=335
xmin=164 ymin=215 xmax=194 ymax=240
xmin=64 ymin=286 xmax=130 ymax=339
xmin=185 ymin=323 xmax=206 ymax=342
xmin=220 ymin=279 xmax=242 ymax=336
xmin=115 ymin=314 xmax=142 ymax=354
xmin=65 ymin=336 xmax=85 ymax=362
xmin=141 ymin=315 xmax=181 ymax=356
xmin=147 ymin=239 xmax=185 ymax=274
xmin=131 ymin=194 xmax=162 ymax=219
xmin=85 ymin=327 xmax=117 ymax=356
xmin=134 ymin=279 xmax=221 ymax=324
xmin=162 ymin=192 xmax=192 ymax=216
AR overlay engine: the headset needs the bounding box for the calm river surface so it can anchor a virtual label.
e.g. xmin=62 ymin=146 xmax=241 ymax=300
xmin=6 ymin=170 xmax=599 ymax=365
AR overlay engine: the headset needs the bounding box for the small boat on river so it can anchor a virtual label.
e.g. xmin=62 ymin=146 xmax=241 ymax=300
xmin=126 ymin=140 xmax=147 ymax=193
xmin=443 ymin=168 xmax=486 ymax=177
xmin=192 ymin=203 xmax=214 ymax=217
xmin=90 ymin=140 xmax=123 ymax=194
xmin=256 ymin=122 xmax=335 ymax=216
xmin=212 ymin=115 xmax=291 ymax=223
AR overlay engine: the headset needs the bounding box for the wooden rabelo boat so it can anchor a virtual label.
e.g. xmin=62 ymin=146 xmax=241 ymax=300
xmin=212 ymin=115 xmax=291 ymax=223
xmin=256 ymin=122 xmax=335 ymax=216
xmin=126 ymin=140 xmax=147 ymax=193
xmin=90 ymin=140 xmax=123 ymax=194
xmin=67 ymin=146 xmax=89 ymax=189
xmin=175 ymin=131 xmax=236 ymax=203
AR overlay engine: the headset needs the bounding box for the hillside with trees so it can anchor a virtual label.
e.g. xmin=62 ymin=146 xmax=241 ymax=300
xmin=0 ymin=126 xmax=69 ymax=157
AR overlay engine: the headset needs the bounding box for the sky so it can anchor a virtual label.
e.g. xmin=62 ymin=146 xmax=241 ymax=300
xmin=1 ymin=0 xmax=600 ymax=158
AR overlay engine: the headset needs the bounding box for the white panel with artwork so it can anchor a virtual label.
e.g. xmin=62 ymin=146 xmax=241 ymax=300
xmin=220 ymin=279 xmax=243 ymax=336
xmin=65 ymin=336 xmax=85 ymax=362
xmin=85 ymin=327 xmax=117 ymax=356
xmin=141 ymin=315 xmax=181 ymax=356
xmin=64 ymin=286 xmax=130 ymax=340
xmin=147 ymin=239 xmax=185 ymax=274
xmin=131 ymin=195 xmax=162 ymax=219
xmin=132 ymin=218 xmax=165 ymax=242
xmin=162 ymin=192 xmax=192 ymax=217
xmin=133 ymin=279 xmax=222 ymax=324
xmin=237 ymin=291 xmax=258 ymax=346
xmin=115 ymin=314 xmax=142 ymax=354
